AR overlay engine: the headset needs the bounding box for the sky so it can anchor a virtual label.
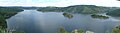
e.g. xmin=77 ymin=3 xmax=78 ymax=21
xmin=0 ymin=0 xmax=120 ymax=7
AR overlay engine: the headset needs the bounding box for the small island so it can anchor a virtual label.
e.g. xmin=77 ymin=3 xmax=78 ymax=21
xmin=91 ymin=14 xmax=109 ymax=19
xmin=63 ymin=12 xmax=73 ymax=19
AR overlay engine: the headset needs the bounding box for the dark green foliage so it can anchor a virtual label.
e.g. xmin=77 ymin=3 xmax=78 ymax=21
xmin=71 ymin=29 xmax=84 ymax=33
xmin=110 ymin=25 xmax=120 ymax=33
xmin=63 ymin=13 xmax=73 ymax=19
xmin=0 ymin=16 xmax=7 ymax=29
xmin=37 ymin=7 xmax=64 ymax=12
xmin=77 ymin=29 xmax=84 ymax=33
xmin=0 ymin=12 xmax=17 ymax=19
xmin=59 ymin=27 xmax=68 ymax=33
xmin=0 ymin=7 xmax=23 ymax=12
xmin=12 ymin=31 xmax=25 ymax=33
xmin=0 ymin=7 xmax=23 ymax=33
xmin=0 ymin=7 xmax=24 ymax=19
xmin=58 ymin=27 xmax=85 ymax=33
xmin=91 ymin=14 xmax=109 ymax=19
xmin=0 ymin=7 xmax=23 ymax=29
xmin=106 ymin=9 xmax=120 ymax=16
xmin=0 ymin=28 xmax=5 ymax=33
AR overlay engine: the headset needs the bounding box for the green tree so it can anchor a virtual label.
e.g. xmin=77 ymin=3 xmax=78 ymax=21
xmin=59 ymin=27 xmax=68 ymax=33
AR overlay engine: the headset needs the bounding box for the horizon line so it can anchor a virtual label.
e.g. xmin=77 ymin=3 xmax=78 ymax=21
xmin=0 ymin=4 xmax=120 ymax=7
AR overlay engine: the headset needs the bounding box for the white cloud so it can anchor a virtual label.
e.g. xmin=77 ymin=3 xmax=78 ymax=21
xmin=0 ymin=0 xmax=120 ymax=7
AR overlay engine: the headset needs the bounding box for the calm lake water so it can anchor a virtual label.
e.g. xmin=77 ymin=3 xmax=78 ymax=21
xmin=6 ymin=10 xmax=120 ymax=33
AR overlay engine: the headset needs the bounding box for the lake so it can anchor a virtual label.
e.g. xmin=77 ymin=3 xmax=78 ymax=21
xmin=6 ymin=10 xmax=120 ymax=33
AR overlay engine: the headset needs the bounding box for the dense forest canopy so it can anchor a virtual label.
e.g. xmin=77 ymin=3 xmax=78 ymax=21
xmin=106 ymin=9 xmax=120 ymax=16
xmin=37 ymin=5 xmax=120 ymax=14
xmin=0 ymin=7 xmax=24 ymax=33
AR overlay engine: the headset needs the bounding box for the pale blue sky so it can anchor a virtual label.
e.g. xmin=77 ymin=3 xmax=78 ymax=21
xmin=0 ymin=0 xmax=120 ymax=7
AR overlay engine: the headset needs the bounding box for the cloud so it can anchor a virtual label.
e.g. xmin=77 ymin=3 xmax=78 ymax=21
xmin=0 ymin=0 xmax=120 ymax=7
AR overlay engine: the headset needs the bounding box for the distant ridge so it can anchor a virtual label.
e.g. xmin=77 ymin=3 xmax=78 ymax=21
xmin=37 ymin=5 xmax=120 ymax=14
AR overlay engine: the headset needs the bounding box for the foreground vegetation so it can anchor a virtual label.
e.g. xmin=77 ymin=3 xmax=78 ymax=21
xmin=0 ymin=7 xmax=23 ymax=33
xmin=109 ymin=25 xmax=120 ymax=33
xmin=59 ymin=26 xmax=120 ymax=33
xmin=59 ymin=27 xmax=84 ymax=33
xmin=12 ymin=31 xmax=25 ymax=33
xmin=59 ymin=27 xmax=68 ymax=33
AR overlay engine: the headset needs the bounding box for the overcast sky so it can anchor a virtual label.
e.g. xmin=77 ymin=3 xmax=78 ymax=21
xmin=0 ymin=0 xmax=120 ymax=7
